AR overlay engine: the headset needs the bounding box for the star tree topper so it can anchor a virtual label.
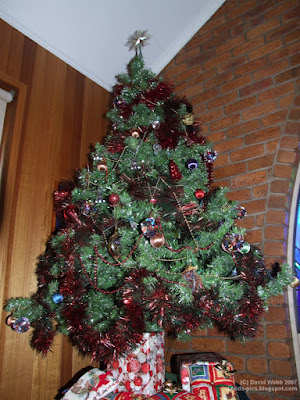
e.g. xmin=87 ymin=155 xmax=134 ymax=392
xmin=126 ymin=29 xmax=151 ymax=55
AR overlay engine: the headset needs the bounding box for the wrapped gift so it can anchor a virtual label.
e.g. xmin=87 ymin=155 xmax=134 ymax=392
xmin=107 ymin=332 xmax=165 ymax=397
xmin=171 ymin=353 xmax=237 ymax=400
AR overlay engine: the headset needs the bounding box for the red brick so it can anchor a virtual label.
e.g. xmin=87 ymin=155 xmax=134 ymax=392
xmin=226 ymin=188 xmax=252 ymax=202
xmin=208 ymin=92 xmax=238 ymax=110
xmin=262 ymin=110 xmax=289 ymax=127
xmin=176 ymin=65 xmax=203 ymax=83
xmin=231 ymin=171 xmax=267 ymax=188
xmin=245 ymin=126 xmax=281 ymax=145
xmin=266 ymin=20 xmax=299 ymax=41
xmin=236 ymin=57 xmax=268 ymax=77
xmin=242 ymin=199 xmax=266 ymax=214
xmin=216 ymin=35 xmax=246 ymax=54
xmin=221 ymin=75 xmax=252 ymax=94
xmin=256 ymin=214 xmax=265 ymax=227
xmin=186 ymin=32 xmax=211 ymax=51
xmin=232 ymin=36 xmax=264 ymax=57
xmin=240 ymin=78 xmax=273 ymax=97
xmin=281 ymin=136 xmax=299 ymax=149
xmin=270 ymin=180 xmax=290 ymax=194
xmin=248 ymin=154 xmax=275 ymax=170
xmin=245 ymin=229 xmax=263 ymax=243
xmin=275 ymin=66 xmax=300 ymax=83
xmin=242 ymin=101 xmax=277 ymax=120
xmin=253 ymin=184 xmax=268 ymax=198
xmin=225 ymin=96 xmax=257 ymax=114
xmin=266 ymin=139 xmax=280 ymax=152
xmin=264 ymin=241 xmax=285 ymax=257
xmin=183 ymin=82 xmax=204 ymax=98
xmin=258 ymin=82 xmax=295 ymax=103
xmin=249 ymin=39 xmax=283 ymax=61
xmin=247 ymin=358 xmax=268 ymax=374
xmin=282 ymin=5 xmax=300 ymax=22
xmin=236 ymin=216 xmax=255 ymax=230
xmin=203 ymin=52 xmax=232 ymax=71
xmin=279 ymin=93 xmax=296 ymax=108
xmin=277 ymin=149 xmax=297 ymax=164
xmin=247 ymin=19 xmax=281 ymax=39
xmin=200 ymin=32 xmax=231 ymax=53
xmin=265 ymin=306 xmax=287 ymax=322
xmin=188 ymin=68 xmax=216 ymax=86
xmin=227 ymin=355 xmax=245 ymax=372
xmin=268 ymin=195 xmax=288 ymax=209
xmin=291 ymin=52 xmax=300 ymax=66
xmin=285 ymin=121 xmax=300 ymax=135
xmin=227 ymin=340 xmax=265 ymax=355
xmin=215 ymin=137 xmax=244 ymax=154
xmin=285 ymin=28 xmax=300 ymax=44
xmin=274 ymin=164 xmax=293 ymax=178
xmin=192 ymin=87 xmax=219 ymax=105
xmin=217 ymin=55 xmax=247 ymax=74
xmin=162 ymin=62 xmax=187 ymax=80
xmin=187 ymin=50 xmax=216 ymax=68
xmin=253 ymin=60 xmax=290 ymax=81
xmin=289 ymin=108 xmax=300 ymax=120
xmin=191 ymin=338 xmax=226 ymax=353
xmin=268 ymin=294 xmax=285 ymax=306
xmin=227 ymin=120 xmax=260 ymax=138
xmin=268 ymin=341 xmax=291 ymax=358
xmin=266 ymin=210 xmax=286 ymax=224
xmin=165 ymin=337 xmax=191 ymax=351
xmin=210 ymin=114 xmax=240 ymax=132
xmin=206 ymin=131 xmax=226 ymax=144
xmin=200 ymin=14 xmax=226 ymax=34
xmin=215 ymin=162 xmax=246 ymax=180
xmin=198 ymin=109 xmax=224 ymax=123
xmin=269 ymin=359 xmax=292 ymax=377
xmin=204 ymin=71 xmax=233 ymax=90
xmin=266 ymin=324 xmax=287 ymax=340
xmin=265 ymin=0 xmax=299 ymax=20
xmin=265 ymin=226 xmax=285 ymax=241
xmin=230 ymin=143 xmax=264 ymax=162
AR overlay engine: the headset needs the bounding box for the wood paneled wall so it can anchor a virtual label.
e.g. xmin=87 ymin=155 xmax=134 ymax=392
xmin=0 ymin=19 xmax=111 ymax=400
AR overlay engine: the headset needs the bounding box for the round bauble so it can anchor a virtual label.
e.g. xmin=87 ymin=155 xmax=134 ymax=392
xmin=109 ymin=193 xmax=120 ymax=206
xmin=130 ymin=128 xmax=140 ymax=138
xmin=6 ymin=314 xmax=15 ymax=328
xmin=186 ymin=159 xmax=198 ymax=170
xmin=96 ymin=160 xmax=108 ymax=172
xmin=12 ymin=317 xmax=30 ymax=333
xmin=204 ymin=150 xmax=217 ymax=163
xmin=195 ymin=189 xmax=205 ymax=199
xmin=290 ymin=276 xmax=300 ymax=288
xmin=52 ymin=293 xmax=64 ymax=304
xmin=108 ymin=231 xmax=122 ymax=258
xmin=222 ymin=233 xmax=244 ymax=253
xmin=182 ymin=113 xmax=194 ymax=125
xmin=150 ymin=233 xmax=165 ymax=248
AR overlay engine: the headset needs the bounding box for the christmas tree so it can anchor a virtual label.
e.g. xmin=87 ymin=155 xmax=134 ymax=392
xmin=5 ymin=32 xmax=291 ymax=364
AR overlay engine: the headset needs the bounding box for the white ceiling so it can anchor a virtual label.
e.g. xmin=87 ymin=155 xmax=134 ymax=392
xmin=0 ymin=0 xmax=225 ymax=92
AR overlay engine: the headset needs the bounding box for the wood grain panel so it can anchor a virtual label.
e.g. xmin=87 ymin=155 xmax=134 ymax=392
xmin=0 ymin=19 xmax=111 ymax=400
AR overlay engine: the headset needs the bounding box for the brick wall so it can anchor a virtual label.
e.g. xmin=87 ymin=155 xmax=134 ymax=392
xmin=161 ymin=0 xmax=300 ymax=398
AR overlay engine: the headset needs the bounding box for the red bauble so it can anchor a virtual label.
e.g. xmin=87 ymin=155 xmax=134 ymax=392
xmin=195 ymin=189 xmax=205 ymax=199
xmin=169 ymin=160 xmax=182 ymax=181
xmin=109 ymin=193 xmax=120 ymax=205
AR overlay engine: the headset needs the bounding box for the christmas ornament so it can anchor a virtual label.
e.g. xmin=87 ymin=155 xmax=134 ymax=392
xmin=109 ymin=193 xmax=120 ymax=206
xmin=239 ymin=242 xmax=251 ymax=254
xmin=141 ymin=217 xmax=158 ymax=238
xmin=52 ymin=293 xmax=64 ymax=304
xmin=95 ymin=189 xmax=106 ymax=204
xmin=290 ymin=276 xmax=300 ymax=288
xmin=150 ymin=198 xmax=157 ymax=204
xmin=130 ymin=128 xmax=140 ymax=138
xmin=81 ymin=200 xmax=96 ymax=216
xmin=222 ymin=233 xmax=244 ymax=253
xmin=12 ymin=317 xmax=30 ymax=333
xmin=97 ymin=160 xmax=108 ymax=172
xmin=182 ymin=113 xmax=194 ymax=125
xmin=194 ymin=189 xmax=205 ymax=199
xmin=169 ymin=160 xmax=182 ymax=181
xmin=186 ymin=159 xmax=198 ymax=170
xmin=151 ymin=120 xmax=160 ymax=129
xmin=204 ymin=150 xmax=217 ymax=163
xmin=6 ymin=314 xmax=15 ymax=328
xmin=236 ymin=206 xmax=247 ymax=219
xmin=150 ymin=233 xmax=165 ymax=248
xmin=131 ymin=161 xmax=141 ymax=170
xmin=108 ymin=231 xmax=122 ymax=258
xmin=153 ymin=144 xmax=162 ymax=155
xmin=126 ymin=30 xmax=151 ymax=54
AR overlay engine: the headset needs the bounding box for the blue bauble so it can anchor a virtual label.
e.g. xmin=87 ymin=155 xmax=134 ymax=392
xmin=186 ymin=159 xmax=198 ymax=169
xmin=13 ymin=317 xmax=30 ymax=333
xmin=52 ymin=293 xmax=64 ymax=304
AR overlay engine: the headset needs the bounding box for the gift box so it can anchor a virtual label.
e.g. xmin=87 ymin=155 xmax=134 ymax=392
xmin=107 ymin=332 xmax=165 ymax=397
xmin=171 ymin=353 xmax=237 ymax=400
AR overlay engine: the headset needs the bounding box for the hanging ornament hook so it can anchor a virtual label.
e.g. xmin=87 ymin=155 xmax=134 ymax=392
xmin=126 ymin=29 xmax=151 ymax=56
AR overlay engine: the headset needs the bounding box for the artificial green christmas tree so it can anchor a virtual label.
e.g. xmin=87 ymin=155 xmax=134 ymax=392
xmin=5 ymin=32 xmax=291 ymax=364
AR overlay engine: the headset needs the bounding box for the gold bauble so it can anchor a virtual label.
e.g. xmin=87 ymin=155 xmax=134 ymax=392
xmin=97 ymin=161 xmax=108 ymax=172
xmin=182 ymin=113 xmax=194 ymax=125
xmin=150 ymin=233 xmax=165 ymax=248
xmin=290 ymin=276 xmax=300 ymax=288
xmin=130 ymin=128 xmax=140 ymax=138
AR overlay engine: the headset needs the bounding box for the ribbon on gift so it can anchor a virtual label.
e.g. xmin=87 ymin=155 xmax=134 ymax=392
xmin=214 ymin=361 xmax=236 ymax=379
